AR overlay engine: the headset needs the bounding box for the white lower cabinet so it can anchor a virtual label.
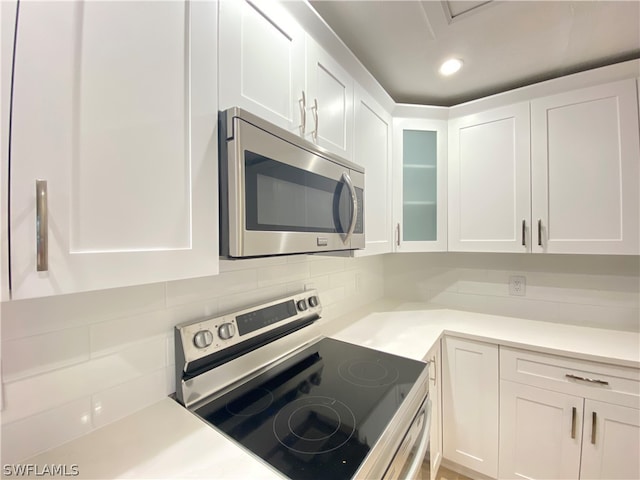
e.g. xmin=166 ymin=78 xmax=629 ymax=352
xmin=580 ymin=399 xmax=640 ymax=480
xmin=426 ymin=342 xmax=443 ymax=480
xmin=499 ymin=380 xmax=583 ymax=479
xmin=442 ymin=336 xmax=499 ymax=478
xmin=499 ymin=347 xmax=640 ymax=480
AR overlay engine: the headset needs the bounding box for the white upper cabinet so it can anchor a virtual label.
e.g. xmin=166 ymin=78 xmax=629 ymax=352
xmin=8 ymin=1 xmax=219 ymax=299
xmin=218 ymin=0 xmax=305 ymax=135
xmin=393 ymin=117 xmax=448 ymax=252
xmin=448 ymin=103 xmax=531 ymax=252
xmin=305 ymin=37 xmax=354 ymax=160
xmin=531 ymin=79 xmax=640 ymax=254
xmin=354 ymin=85 xmax=392 ymax=256
xmin=219 ymin=1 xmax=354 ymax=160
xmin=450 ymin=78 xmax=640 ymax=255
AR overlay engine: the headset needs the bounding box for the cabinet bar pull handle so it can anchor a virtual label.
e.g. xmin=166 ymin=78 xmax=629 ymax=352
xmin=311 ymin=98 xmax=318 ymax=141
xmin=396 ymin=223 xmax=400 ymax=247
xmin=565 ymin=374 xmax=609 ymax=386
xmin=521 ymin=219 xmax=526 ymax=246
xmin=537 ymin=219 xmax=542 ymax=246
xmin=591 ymin=411 xmax=597 ymax=444
xmin=571 ymin=406 xmax=577 ymax=439
xmin=36 ymin=180 xmax=48 ymax=272
xmin=429 ymin=356 xmax=437 ymax=383
xmin=299 ymin=91 xmax=306 ymax=135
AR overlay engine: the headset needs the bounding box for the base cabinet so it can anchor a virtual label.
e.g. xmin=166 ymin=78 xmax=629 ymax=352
xmin=426 ymin=342 xmax=443 ymax=480
xmin=442 ymin=337 xmax=499 ymax=478
xmin=499 ymin=347 xmax=640 ymax=480
xmin=580 ymin=399 xmax=640 ymax=480
xmin=499 ymin=380 xmax=583 ymax=479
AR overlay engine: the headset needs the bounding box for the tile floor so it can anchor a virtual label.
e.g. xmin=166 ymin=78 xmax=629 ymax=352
xmin=421 ymin=462 xmax=474 ymax=480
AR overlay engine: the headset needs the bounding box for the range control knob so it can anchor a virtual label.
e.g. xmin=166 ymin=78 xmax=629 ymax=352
xmin=218 ymin=322 xmax=236 ymax=340
xmin=297 ymin=299 xmax=308 ymax=311
xmin=308 ymin=296 xmax=319 ymax=308
xmin=193 ymin=330 xmax=214 ymax=349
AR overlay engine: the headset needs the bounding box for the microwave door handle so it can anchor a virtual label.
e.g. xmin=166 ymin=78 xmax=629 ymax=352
xmin=341 ymin=172 xmax=358 ymax=243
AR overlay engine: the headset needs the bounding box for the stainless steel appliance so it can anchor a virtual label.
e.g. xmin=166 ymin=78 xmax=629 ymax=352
xmin=174 ymin=291 xmax=431 ymax=480
xmin=219 ymin=108 xmax=365 ymax=258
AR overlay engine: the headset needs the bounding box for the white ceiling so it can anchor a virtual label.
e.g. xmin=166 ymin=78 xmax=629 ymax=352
xmin=309 ymin=0 xmax=640 ymax=106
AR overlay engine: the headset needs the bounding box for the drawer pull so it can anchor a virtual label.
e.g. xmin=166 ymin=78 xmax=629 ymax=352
xmin=591 ymin=411 xmax=597 ymax=444
xmin=565 ymin=374 xmax=609 ymax=386
xmin=571 ymin=406 xmax=576 ymax=439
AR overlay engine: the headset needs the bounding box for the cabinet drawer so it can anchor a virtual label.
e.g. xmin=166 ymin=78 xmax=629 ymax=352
xmin=500 ymin=347 xmax=640 ymax=408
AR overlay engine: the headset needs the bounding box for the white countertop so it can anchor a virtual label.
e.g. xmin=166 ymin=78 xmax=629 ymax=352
xmin=22 ymin=303 xmax=640 ymax=479
xmin=331 ymin=303 xmax=640 ymax=368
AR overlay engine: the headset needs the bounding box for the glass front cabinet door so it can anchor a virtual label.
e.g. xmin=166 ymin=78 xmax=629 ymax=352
xmin=393 ymin=117 xmax=448 ymax=251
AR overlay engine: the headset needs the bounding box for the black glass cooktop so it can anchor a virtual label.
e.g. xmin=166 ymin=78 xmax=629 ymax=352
xmin=194 ymin=337 xmax=426 ymax=480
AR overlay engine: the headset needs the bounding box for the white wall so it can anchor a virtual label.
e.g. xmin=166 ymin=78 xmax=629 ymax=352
xmin=385 ymin=253 xmax=640 ymax=332
xmin=0 ymin=254 xmax=385 ymax=463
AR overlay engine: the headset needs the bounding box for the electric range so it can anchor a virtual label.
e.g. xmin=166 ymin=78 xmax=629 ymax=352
xmin=174 ymin=291 xmax=430 ymax=480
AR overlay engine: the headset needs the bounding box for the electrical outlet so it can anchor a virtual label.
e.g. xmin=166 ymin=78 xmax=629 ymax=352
xmin=304 ymin=282 xmax=315 ymax=292
xmin=509 ymin=275 xmax=526 ymax=296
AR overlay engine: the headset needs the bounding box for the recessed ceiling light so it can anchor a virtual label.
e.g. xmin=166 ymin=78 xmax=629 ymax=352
xmin=439 ymin=58 xmax=463 ymax=76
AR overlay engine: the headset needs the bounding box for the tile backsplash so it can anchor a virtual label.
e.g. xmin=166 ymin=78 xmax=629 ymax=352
xmin=0 ymin=254 xmax=384 ymax=463
xmin=385 ymin=252 xmax=640 ymax=332
xmin=2 ymin=251 xmax=639 ymax=462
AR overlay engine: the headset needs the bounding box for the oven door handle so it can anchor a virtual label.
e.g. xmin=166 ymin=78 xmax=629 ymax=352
xmin=341 ymin=172 xmax=358 ymax=244
xmin=404 ymin=397 xmax=432 ymax=480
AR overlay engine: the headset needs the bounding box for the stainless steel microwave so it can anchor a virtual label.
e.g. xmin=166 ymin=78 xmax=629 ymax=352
xmin=219 ymin=107 xmax=365 ymax=258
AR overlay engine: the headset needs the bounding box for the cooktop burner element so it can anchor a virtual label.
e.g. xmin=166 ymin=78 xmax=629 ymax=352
xmin=192 ymin=337 xmax=426 ymax=480
xmin=338 ymin=358 xmax=400 ymax=387
xmin=273 ymin=396 xmax=356 ymax=454
xmin=226 ymin=387 xmax=274 ymax=417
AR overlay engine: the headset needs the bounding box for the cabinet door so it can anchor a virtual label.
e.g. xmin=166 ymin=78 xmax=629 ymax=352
xmin=448 ymin=103 xmax=531 ymax=252
xmin=531 ymin=79 xmax=640 ymax=254
xmin=9 ymin=1 xmax=218 ymax=299
xmin=442 ymin=337 xmax=499 ymax=478
xmin=499 ymin=380 xmax=582 ymax=480
xmin=428 ymin=343 xmax=443 ymax=480
xmin=353 ymin=85 xmax=392 ymax=256
xmin=305 ymin=37 xmax=354 ymax=160
xmin=393 ymin=118 xmax=447 ymax=252
xmin=580 ymin=399 xmax=640 ymax=479
xmin=218 ymin=0 xmax=305 ymax=134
